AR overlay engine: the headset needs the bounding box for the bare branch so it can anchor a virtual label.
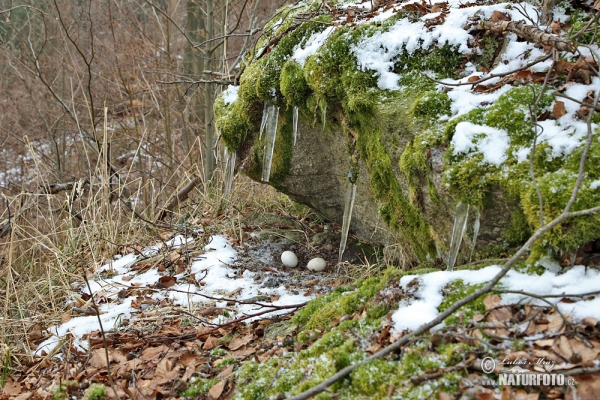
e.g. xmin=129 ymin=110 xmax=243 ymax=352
xmin=479 ymin=20 xmax=578 ymax=53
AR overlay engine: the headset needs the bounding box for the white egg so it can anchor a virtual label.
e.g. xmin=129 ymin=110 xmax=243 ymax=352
xmin=281 ymin=251 xmax=299 ymax=268
xmin=307 ymin=257 xmax=327 ymax=272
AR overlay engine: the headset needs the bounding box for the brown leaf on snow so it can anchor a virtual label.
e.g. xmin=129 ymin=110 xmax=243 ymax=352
xmin=228 ymin=334 xmax=253 ymax=351
xmin=156 ymin=275 xmax=177 ymax=288
xmin=491 ymin=10 xmax=510 ymax=22
xmin=553 ymin=101 xmax=566 ymax=119
xmin=483 ymin=294 xmax=501 ymax=311
xmin=547 ymin=310 xmax=566 ymax=333
xmin=209 ymin=380 xmax=226 ymax=399
xmin=554 ymin=60 xmax=574 ymax=75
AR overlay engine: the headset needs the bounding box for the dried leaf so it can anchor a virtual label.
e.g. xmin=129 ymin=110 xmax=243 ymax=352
xmin=89 ymin=348 xmax=127 ymax=368
xmin=483 ymin=294 xmax=501 ymax=311
xmin=157 ymin=276 xmax=177 ymax=288
xmin=217 ymin=365 xmax=234 ymax=379
xmin=228 ymin=334 xmax=253 ymax=351
xmin=141 ymin=345 xmax=168 ymax=362
xmin=575 ymin=375 xmax=600 ymax=399
xmin=203 ymin=335 xmax=219 ymax=350
xmin=467 ymin=75 xmax=481 ymax=83
xmin=3 ymin=380 xmax=22 ymax=396
xmin=554 ymin=60 xmax=574 ymax=74
xmin=553 ymin=101 xmax=566 ymax=119
xmin=491 ymin=10 xmax=510 ymax=22
xmin=209 ymin=380 xmax=226 ymax=399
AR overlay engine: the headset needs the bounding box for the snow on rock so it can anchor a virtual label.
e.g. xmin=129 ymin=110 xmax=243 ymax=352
xmin=222 ymin=85 xmax=239 ymax=105
xmin=451 ymin=122 xmax=510 ymax=166
xmin=392 ymin=265 xmax=600 ymax=333
xmin=292 ymin=26 xmax=335 ymax=66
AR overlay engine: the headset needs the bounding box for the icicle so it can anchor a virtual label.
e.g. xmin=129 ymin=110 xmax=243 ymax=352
xmin=447 ymin=202 xmax=470 ymax=271
xmin=259 ymin=102 xmax=268 ymax=140
xmin=261 ymin=105 xmax=279 ymax=182
xmin=292 ymin=106 xmax=299 ymax=145
xmin=468 ymin=209 xmax=480 ymax=264
xmin=321 ymin=105 xmax=327 ymax=131
xmin=338 ymin=171 xmax=358 ymax=264
xmin=224 ymin=149 xmax=236 ymax=197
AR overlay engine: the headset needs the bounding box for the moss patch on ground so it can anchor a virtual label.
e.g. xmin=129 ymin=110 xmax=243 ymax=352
xmin=233 ymin=268 xmax=501 ymax=400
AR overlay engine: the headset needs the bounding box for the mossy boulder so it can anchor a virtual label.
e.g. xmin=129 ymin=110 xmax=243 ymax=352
xmin=215 ymin=1 xmax=600 ymax=266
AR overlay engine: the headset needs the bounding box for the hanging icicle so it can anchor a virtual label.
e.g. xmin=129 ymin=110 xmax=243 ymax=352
xmin=261 ymin=105 xmax=279 ymax=182
xmin=321 ymin=105 xmax=327 ymax=131
xmin=468 ymin=209 xmax=480 ymax=264
xmin=224 ymin=149 xmax=236 ymax=198
xmin=259 ymin=102 xmax=268 ymax=140
xmin=338 ymin=170 xmax=358 ymax=264
xmin=447 ymin=202 xmax=470 ymax=271
xmin=292 ymin=106 xmax=299 ymax=145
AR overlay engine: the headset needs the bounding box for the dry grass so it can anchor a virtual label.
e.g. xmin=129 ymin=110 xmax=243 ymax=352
xmin=0 ymin=144 xmax=285 ymax=370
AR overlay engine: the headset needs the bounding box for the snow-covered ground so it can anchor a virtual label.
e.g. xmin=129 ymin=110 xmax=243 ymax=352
xmin=392 ymin=265 xmax=600 ymax=332
xmin=36 ymin=235 xmax=311 ymax=356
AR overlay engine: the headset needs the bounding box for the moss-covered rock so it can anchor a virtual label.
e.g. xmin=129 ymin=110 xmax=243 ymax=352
xmin=215 ymin=1 xmax=600 ymax=266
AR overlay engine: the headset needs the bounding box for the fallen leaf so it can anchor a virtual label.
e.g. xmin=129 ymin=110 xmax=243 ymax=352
xmin=228 ymin=334 xmax=253 ymax=351
xmin=575 ymin=375 xmax=600 ymax=399
xmin=491 ymin=10 xmax=510 ymax=22
xmin=553 ymin=101 xmax=566 ymax=119
xmin=3 ymin=380 xmax=22 ymax=396
xmin=487 ymin=307 xmax=513 ymax=323
xmin=157 ymin=276 xmax=177 ymax=288
xmin=141 ymin=345 xmax=169 ymax=362
xmin=217 ymin=365 xmax=234 ymax=379
xmin=483 ymin=294 xmax=501 ymax=310
xmin=209 ymin=380 xmax=226 ymax=399
xmin=89 ymin=348 xmax=127 ymax=368
xmin=203 ymin=335 xmax=219 ymax=350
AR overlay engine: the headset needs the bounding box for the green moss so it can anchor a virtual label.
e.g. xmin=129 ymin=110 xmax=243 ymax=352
xmin=394 ymin=44 xmax=464 ymax=79
xmin=53 ymin=381 xmax=79 ymax=400
xmin=350 ymin=359 xmax=398 ymax=397
xmin=358 ymin=122 xmax=437 ymax=261
xmin=214 ymin=96 xmax=253 ymax=151
xmin=569 ymin=8 xmax=600 ymax=45
xmin=294 ymin=277 xmax=385 ymax=337
xmin=82 ymin=384 xmax=106 ymax=400
xmin=504 ymin=208 xmax=532 ymax=245
xmin=216 ymin=357 xmax=237 ymax=368
xmin=438 ymin=280 xmax=485 ymax=327
xmin=410 ymin=91 xmax=451 ymax=122
xmin=247 ymin=106 xmax=294 ymax=184
xmin=181 ymin=378 xmax=220 ymax=397
xmin=280 ymin=60 xmax=311 ymax=107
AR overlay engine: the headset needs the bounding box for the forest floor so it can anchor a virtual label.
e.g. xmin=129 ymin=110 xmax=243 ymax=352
xmin=2 ymin=206 xmax=600 ymax=400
